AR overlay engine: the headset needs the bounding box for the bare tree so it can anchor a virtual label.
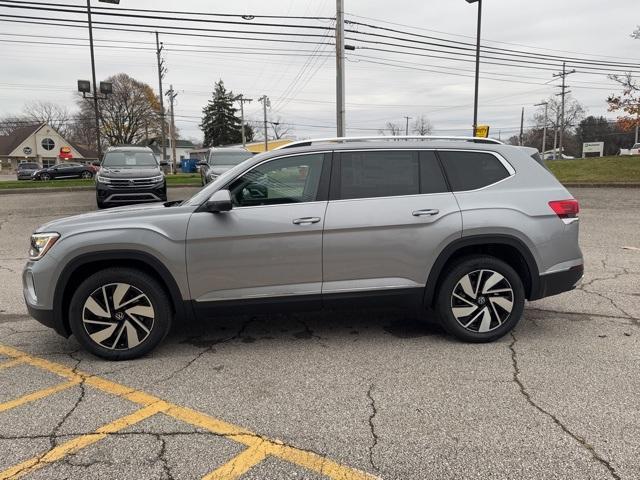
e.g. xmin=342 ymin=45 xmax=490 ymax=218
xmin=607 ymin=72 xmax=640 ymax=133
xmin=270 ymin=116 xmax=293 ymax=139
xmin=22 ymin=101 xmax=72 ymax=138
xmin=412 ymin=115 xmax=433 ymax=135
xmin=77 ymin=73 xmax=162 ymax=149
xmin=0 ymin=115 xmax=33 ymax=135
xmin=532 ymin=95 xmax=585 ymax=132
xmin=379 ymin=122 xmax=402 ymax=136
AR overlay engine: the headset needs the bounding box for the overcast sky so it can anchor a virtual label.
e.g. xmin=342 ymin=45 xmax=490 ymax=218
xmin=1 ymin=0 xmax=638 ymax=142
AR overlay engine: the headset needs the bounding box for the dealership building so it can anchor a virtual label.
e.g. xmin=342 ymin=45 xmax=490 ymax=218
xmin=0 ymin=123 xmax=97 ymax=172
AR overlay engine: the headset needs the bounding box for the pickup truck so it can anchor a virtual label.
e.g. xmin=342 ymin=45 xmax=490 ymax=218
xmin=620 ymin=143 xmax=640 ymax=155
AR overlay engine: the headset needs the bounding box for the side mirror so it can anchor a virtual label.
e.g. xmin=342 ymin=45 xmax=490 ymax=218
xmin=197 ymin=161 xmax=208 ymax=167
xmin=205 ymin=189 xmax=233 ymax=213
xmin=159 ymin=161 xmax=169 ymax=166
xmin=91 ymin=161 xmax=101 ymax=167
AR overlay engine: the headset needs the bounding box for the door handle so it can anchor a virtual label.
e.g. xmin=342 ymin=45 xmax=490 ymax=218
xmin=293 ymin=217 xmax=321 ymax=225
xmin=412 ymin=209 xmax=440 ymax=217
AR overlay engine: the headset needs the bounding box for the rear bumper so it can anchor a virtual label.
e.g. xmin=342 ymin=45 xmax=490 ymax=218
xmin=530 ymin=264 xmax=584 ymax=300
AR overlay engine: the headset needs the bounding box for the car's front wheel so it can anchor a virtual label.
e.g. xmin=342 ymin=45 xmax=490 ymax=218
xmin=69 ymin=268 xmax=172 ymax=360
xmin=81 ymin=171 xmax=93 ymax=179
xmin=435 ymin=256 xmax=524 ymax=343
xmin=40 ymin=173 xmax=51 ymax=181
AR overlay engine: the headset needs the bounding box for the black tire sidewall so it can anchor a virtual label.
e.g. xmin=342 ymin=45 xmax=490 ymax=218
xmin=436 ymin=256 xmax=525 ymax=343
xmin=69 ymin=268 xmax=172 ymax=360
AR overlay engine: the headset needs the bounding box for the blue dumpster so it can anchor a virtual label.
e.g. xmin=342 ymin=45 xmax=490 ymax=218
xmin=181 ymin=158 xmax=197 ymax=173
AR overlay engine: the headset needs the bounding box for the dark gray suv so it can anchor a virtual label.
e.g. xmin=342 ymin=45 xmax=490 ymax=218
xmin=95 ymin=146 xmax=167 ymax=209
xmin=24 ymin=136 xmax=583 ymax=360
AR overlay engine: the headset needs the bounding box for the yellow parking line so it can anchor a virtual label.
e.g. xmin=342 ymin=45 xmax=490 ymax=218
xmin=0 ymin=343 xmax=379 ymax=480
xmin=0 ymin=402 xmax=166 ymax=480
xmin=202 ymin=442 xmax=270 ymax=480
xmin=0 ymin=379 xmax=81 ymax=413
xmin=0 ymin=358 xmax=25 ymax=370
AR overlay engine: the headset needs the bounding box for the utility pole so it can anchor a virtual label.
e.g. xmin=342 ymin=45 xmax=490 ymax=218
xmin=86 ymin=0 xmax=102 ymax=155
xmin=553 ymin=112 xmax=559 ymax=159
xmin=166 ymin=85 xmax=178 ymax=173
xmin=635 ymin=107 xmax=639 ymax=144
xmin=519 ymin=107 xmax=524 ymax=146
xmin=535 ymin=101 xmax=549 ymax=157
xmin=258 ymin=95 xmax=270 ymax=151
xmin=553 ymin=61 xmax=576 ymax=159
xmin=234 ymin=94 xmax=253 ymax=147
xmin=335 ymin=0 xmax=345 ymax=137
xmin=466 ymin=0 xmax=483 ymax=137
xmin=404 ymin=116 xmax=412 ymax=136
xmin=155 ymin=32 xmax=168 ymax=168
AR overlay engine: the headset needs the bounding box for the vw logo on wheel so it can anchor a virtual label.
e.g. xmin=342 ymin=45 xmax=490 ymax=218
xmin=114 ymin=311 xmax=125 ymax=321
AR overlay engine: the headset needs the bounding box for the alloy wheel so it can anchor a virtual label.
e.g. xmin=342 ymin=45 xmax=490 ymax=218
xmin=450 ymin=269 xmax=514 ymax=333
xmin=82 ymin=283 xmax=155 ymax=350
xmin=81 ymin=171 xmax=92 ymax=179
xmin=41 ymin=173 xmax=50 ymax=181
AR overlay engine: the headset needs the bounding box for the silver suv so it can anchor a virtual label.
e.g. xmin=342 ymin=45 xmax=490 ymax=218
xmin=23 ymin=137 xmax=583 ymax=360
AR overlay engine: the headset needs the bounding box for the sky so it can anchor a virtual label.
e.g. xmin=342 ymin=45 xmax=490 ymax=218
xmin=0 ymin=0 xmax=638 ymax=143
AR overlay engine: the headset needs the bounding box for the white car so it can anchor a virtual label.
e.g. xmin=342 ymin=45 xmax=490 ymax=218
xmin=620 ymin=143 xmax=640 ymax=156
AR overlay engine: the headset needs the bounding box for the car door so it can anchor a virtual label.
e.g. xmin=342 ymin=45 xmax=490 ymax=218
xmin=186 ymin=152 xmax=331 ymax=312
xmin=322 ymin=149 xmax=462 ymax=299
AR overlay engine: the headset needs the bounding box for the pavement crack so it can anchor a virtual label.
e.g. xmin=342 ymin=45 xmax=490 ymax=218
xmin=509 ymin=332 xmax=621 ymax=480
xmin=366 ymin=383 xmax=380 ymax=472
xmin=51 ymin=351 xmax=86 ymax=447
xmin=156 ymin=434 xmax=175 ymax=480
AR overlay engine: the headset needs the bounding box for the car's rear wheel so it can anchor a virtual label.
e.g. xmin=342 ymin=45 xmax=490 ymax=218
xmin=435 ymin=256 xmax=524 ymax=343
xmin=81 ymin=171 xmax=93 ymax=179
xmin=69 ymin=268 xmax=172 ymax=360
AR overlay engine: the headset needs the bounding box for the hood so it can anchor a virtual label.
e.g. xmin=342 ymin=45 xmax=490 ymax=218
xmin=36 ymin=202 xmax=173 ymax=234
xmin=99 ymin=166 xmax=162 ymax=178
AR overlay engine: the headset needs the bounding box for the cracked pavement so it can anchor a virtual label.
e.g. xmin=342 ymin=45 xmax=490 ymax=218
xmin=1 ymin=187 xmax=639 ymax=479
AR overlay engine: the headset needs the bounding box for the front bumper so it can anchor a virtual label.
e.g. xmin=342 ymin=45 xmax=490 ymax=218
xmin=531 ymin=264 xmax=584 ymax=300
xmin=23 ymin=262 xmax=69 ymax=337
xmin=96 ymin=181 xmax=167 ymax=205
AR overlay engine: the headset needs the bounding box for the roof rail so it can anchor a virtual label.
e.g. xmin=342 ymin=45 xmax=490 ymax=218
xmin=274 ymin=135 xmax=504 ymax=150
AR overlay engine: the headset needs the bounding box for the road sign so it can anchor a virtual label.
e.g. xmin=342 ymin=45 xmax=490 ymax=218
xmin=475 ymin=125 xmax=490 ymax=138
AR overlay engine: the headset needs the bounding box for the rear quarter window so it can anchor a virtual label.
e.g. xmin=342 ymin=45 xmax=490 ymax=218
xmin=439 ymin=151 xmax=510 ymax=191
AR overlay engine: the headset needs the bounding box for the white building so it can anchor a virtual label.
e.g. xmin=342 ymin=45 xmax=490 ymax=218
xmin=0 ymin=123 xmax=97 ymax=172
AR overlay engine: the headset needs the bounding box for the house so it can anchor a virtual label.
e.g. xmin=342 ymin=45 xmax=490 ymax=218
xmin=0 ymin=123 xmax=98 ymax=172
xmin=140 ymin=137 xmax=197 ymax=164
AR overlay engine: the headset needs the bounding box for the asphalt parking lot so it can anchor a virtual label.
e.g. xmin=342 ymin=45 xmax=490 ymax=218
xmin=0 ymin=187 xmax=638 ymax=480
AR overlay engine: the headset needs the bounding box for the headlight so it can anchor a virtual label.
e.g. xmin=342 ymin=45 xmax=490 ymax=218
xmin=96 ymin=175 xmax=111 ymax=184
xmin=29 ymin=232 xmax=60 ymax=261
xmin=151 ymin=175 xmax=165 ymax=183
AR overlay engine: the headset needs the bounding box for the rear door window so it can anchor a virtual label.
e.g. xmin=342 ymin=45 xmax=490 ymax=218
xmin=439 ymin=151 xmax=510 ymax=191
xmin=338 ymin=150 xmax=420 ymax=200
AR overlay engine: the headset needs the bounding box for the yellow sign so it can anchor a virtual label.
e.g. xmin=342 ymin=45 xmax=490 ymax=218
xmin=475 ymin=125 xmax=490 ymax=138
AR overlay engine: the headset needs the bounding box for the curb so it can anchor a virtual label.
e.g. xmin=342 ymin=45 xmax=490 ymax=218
xmin=0 ymin=184 xmax=201 ymax=195
xmin=563 ymin=183 xmax=640 ymax=188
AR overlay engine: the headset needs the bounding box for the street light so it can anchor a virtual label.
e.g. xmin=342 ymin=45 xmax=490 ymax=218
xmin=535 ymin=102 xmax=549 ymax=159
xmin=85 ymin=0 xmax=120 ymax=155
xmin=466 ymin=0 xmax=482 ymax=137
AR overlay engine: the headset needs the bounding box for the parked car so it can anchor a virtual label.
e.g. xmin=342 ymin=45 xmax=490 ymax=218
xmin=95 ymin=146 xmax=167 ymax=209
xmin=16 ymin=162 xmax=40 ymax=180
xmin=32 ymin=162 xmax=95 ymax=181
xmin=198 ymin=147 xmax=254 ymax=186
xmin=24 ymin=136 xmax=583 ymax=360
xmin=619 ymin=143 xmax=640 ymax=156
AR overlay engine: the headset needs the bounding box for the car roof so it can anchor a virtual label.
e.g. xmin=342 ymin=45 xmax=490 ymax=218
xmin=106 ymin=146 xmax=154 ymax=152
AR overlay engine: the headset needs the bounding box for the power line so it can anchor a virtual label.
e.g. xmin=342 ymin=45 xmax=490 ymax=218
xmin=0 ymin=0 xmax=335 ymax=20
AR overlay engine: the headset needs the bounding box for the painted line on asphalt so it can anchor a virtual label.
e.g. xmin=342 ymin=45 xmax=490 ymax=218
xmin=0 ymin=343 xmax=379 ymax=480
xmin=202 ymin=442 xmax=270 ymax=480
xmin=0 ymin=358 xmax=24 ymax=370
xmin=0 ymin=403 xmax=167 ymax=480
xmin=0 ymin=379 xmax=81 ymax=413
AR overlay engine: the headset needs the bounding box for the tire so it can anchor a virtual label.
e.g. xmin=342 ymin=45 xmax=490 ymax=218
xmin=435 ymin=255 xmax=524 ymax=343
xmin=68 ymin=268 xmax=172 ymax=360
xmin=40 ymin=173 xmax=51 ymax=181
xmin=81 ymin=171 xmax=93 ymax=179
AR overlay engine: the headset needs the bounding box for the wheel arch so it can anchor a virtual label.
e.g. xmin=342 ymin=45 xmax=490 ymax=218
xmin=53 ymin=250 xmax=191 ymax=337
xmin=423 ymin=234 xmax=540 ymax=308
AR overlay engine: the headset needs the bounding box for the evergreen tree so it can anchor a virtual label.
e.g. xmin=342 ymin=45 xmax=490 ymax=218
xmin=200 ymin=80 xmax=242 ymax=147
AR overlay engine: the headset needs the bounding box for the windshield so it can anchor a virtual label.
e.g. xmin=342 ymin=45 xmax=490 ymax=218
xmin=102 ymin=151 xmax=158 ymax=168
xmin=209 ymin=150 xmax=253 ymax=166
xmin=18 ymin=163 xmax=38 ymax=169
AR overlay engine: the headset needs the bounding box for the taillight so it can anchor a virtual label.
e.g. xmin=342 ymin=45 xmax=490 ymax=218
xmin=549 ymin=199 xmax=579 ymax=219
